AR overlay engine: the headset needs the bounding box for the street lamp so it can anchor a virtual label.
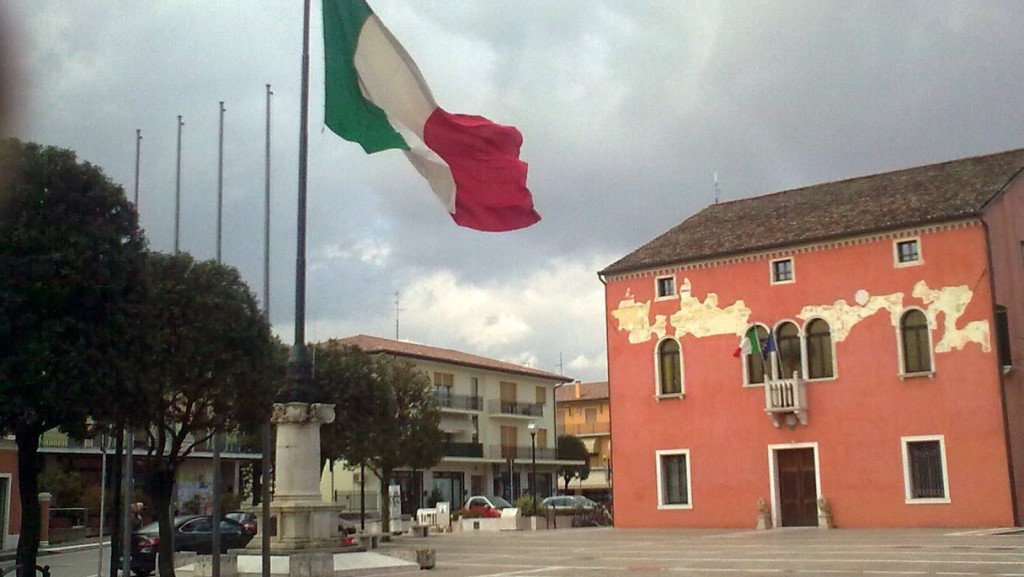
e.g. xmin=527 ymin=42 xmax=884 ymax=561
xmin=527 ymin=423 xmax=537 ymax=504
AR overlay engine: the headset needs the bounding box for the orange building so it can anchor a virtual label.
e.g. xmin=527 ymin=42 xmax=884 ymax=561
xmin=600 ymin=149 xmax=1024 ymax=529
xmin=555 ymin=381 xmax=612 ymax=502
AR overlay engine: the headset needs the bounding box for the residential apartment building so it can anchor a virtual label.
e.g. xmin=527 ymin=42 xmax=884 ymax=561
xmin=555 ymin=381 xmax=612 ymax=503
xmin=600 ymin=148 xmax=1024 ymax=528
xmin=320 ymin=335 xmax=574 ymax=515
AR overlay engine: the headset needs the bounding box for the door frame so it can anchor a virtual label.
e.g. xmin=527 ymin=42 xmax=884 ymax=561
xmin=0 ymin=473 xmax=11 ymax=550
xmin=767 ymin=442 xmax=821 ymax=528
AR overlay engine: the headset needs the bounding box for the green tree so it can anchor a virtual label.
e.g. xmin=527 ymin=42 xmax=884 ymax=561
xmin=316 ymin=342 xmax=443 ymax=532
xmin=0 ymin=139 xmax=146 ymax=577
xmin=132 ymin=252 xmax=281 ymax=577
xmin=557 ymin=434 xmax=591 ymax=492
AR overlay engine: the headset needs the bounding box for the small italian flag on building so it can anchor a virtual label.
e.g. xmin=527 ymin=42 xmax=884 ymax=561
xmin=322 ymin=0 xmax=541 ymax=232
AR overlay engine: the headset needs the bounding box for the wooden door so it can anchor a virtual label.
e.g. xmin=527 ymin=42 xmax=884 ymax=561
xmin=778 ymin=448 xmax=818 ymax=527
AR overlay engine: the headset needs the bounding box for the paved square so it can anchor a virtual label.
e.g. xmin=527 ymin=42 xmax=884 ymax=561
xmin=377 ymin=527 xmax=1024 ymax=577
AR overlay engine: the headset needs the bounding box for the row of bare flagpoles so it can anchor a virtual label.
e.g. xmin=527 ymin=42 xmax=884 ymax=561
xmin=94 ymin=81 xmax=277 ymax=577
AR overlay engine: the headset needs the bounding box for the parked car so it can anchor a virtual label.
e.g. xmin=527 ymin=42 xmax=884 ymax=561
xmin=462 ymin=495 xmax=513 ymax=517
xmin=540 ymin=495 xmax=602 ymax=511
xmin=225 ymin=510 xmax=257 ymax=534
xmin=130 ymin=515 xmax=254 ymax=576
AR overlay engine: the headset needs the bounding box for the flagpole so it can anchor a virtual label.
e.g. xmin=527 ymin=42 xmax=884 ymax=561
xmin=284 ymin=0 xmax=314 ymax=403
xmin=212 ymin=100 xmax=225 ymax=577
xmin=174 ymin=115 xmax=183 ymax=253
xmin=261 ymin=82 xmax=272 ymax=577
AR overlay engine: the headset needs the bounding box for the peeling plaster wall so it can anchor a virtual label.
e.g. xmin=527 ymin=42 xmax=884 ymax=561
xmin=604 ymin=222 xmax=1014 ymax=529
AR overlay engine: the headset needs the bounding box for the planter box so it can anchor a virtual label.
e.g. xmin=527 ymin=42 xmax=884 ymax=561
xmin=457 ymin=518 xmax=504 ymax=532
xmin=517 ymin=516 xmax=547 ymax=531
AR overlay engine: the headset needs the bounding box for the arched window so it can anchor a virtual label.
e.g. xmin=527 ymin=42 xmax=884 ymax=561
xmin=775 ymin=322 xmax=802 ymax=379
xmin=901 ymin=309 xmax=932 ymax=374
xmin=657 ymin=338 xmax=682 ymax=395
xmin=745 ymin=326 xmax=769 ymax=385
xmin=806 ymin=319 xmax=834 ymax=379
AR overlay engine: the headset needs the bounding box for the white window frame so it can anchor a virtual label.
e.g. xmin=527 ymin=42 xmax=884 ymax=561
xmin=0 ymin=472 xmax=11 ymax=550
xmin=770 ymin=257 xmax=795 ymax=285
xmin=654 ymin=337 xmax=684 ymax=399
xmin=893 ymin=237 xmax=923 ymax=268
xmin=896 ymin=307 xmax=935 ymax=379
xmin=655 ymin=275 xmax=676 ymax=300
xmin=772 ymin=319 xmax=803 ymax=380
xmin=655 ymin=449 xmax=692 ymax=509
xmin=802 ymin=316 xmax=838 ymax=381
xmin=901 ymin=435 xmax=951 ymax=504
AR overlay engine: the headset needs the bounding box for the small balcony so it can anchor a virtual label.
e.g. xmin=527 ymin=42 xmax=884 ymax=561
xmin=557 ymin=422 xmax=610 ymax=436
xmin=435 ymin=391 xmax=483 ymax=411
xmin=491 ymin=444 xmax=557 ymax=461
xmin=764 ymin=373 xmax=808 ymax=428
xmin=442 ymin=441 xmax=484 ymax=458
xmin=487 ymin=399 xmax=544 ymax=418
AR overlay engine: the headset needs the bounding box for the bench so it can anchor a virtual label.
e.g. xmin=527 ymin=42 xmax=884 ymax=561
xmin=356 ymin=532 xmax=382 ymax=549
xmin=410 ymin=524 xmax=433 ymax=537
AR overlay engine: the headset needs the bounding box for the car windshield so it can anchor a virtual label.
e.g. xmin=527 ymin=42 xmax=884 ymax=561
xmin=487 ymin=496 xmax=512 ymax=508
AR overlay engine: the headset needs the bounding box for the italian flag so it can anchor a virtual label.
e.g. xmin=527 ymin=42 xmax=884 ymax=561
xmin=322 ymin=0 xmax=541 ymax=232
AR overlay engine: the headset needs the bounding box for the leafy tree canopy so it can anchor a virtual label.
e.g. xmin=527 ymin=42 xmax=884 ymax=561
xmin=316 ymin=341 xmax=443 ymax=531
xmin=557 ymin=434 xmax=591 ymax=491
xmin=0 ymin=138 xmax=147 ymax=577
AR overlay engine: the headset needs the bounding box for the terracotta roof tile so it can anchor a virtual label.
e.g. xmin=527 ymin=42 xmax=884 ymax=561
xmin=328 ymin=334 xmax=571 ymax=383
xmin=601 ymin=148 xmax=1024 ymax=276
xmin=554 ymin=381 xmax=610 ymax=402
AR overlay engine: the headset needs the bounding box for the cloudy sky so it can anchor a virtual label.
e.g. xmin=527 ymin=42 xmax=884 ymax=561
xmin=2 ymin=1 xmax=1022 ymax=383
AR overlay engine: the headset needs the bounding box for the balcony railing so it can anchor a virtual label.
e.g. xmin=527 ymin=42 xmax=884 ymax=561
xmin=557 ymin=422 xmax=610 ymax=436
xmin=442 ymin=441 xmax=484 ymax=458
xmin=435 ymin=392 xmax=483 ymax=411
xmin=764 ymin=373 xmax=808 ymax=428
xmin=487 ymin=399 xmax=544 ymax=418
xmin=39 ymin=430 xmax=260 ymax=455
xmin=491 ymin=444 xmax=557 ymax=460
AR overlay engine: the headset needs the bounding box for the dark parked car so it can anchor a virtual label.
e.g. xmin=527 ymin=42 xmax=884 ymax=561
xmin=130 ymin=515 xmax=254 ymax=576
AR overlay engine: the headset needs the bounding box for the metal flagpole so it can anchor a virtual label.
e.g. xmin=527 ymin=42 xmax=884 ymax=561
xmin=121 ymin=129 xmax=141 ymax=577
xmin=212 ymin=100 xmax=225 ymax=577
xmin=175 ymin=115 xmax=183 ymax=253
xmin=261 ymin=82 xmax=272 ymax=577
xmin=281 ymin=0 xmax=315 ymax=404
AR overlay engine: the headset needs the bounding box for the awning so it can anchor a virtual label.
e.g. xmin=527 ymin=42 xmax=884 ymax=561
xmin=439 ymin=415 xmax=475 ymax=433
xmin=582 ymin=437 xmax=598 ymax=454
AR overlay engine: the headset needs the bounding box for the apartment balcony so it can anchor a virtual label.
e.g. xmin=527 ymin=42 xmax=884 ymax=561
xmin=442 ymin=441 xmax=484 ymax=458
xmin=487 ymin=399 xmax=544 ymax=419
xmin=557 ymin=422 xmax=610 ymax=437
xmin=491 ymin=444 xmax=557 ymax=461
xmin=764 ymin=373 xmax=808 ymax=428
xmin=435 ymin=391 xmax=483 ymax=412
xmin=39 ymin=430 xmax=260 ymax=455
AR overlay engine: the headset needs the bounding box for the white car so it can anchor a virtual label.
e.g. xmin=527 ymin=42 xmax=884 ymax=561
xmin=540 ymin=495 xmax=601 ymax=511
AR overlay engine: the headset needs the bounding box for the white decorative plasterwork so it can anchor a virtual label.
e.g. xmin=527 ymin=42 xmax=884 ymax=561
xmin=271 ymin=402 xmax=337 ymax=425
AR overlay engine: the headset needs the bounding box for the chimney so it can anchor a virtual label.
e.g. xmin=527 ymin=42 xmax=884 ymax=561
xmin=574 ymin=381 xmax=581 ymax=399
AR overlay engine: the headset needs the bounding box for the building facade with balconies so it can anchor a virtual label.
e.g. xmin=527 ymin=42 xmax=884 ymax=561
xmin=600 ymin=149 xmax=1024 ymax=529
xmin=555 ymin=381 xmax=612 ymax=503
xmin=320 ymin=335 xmax=574 ymax=516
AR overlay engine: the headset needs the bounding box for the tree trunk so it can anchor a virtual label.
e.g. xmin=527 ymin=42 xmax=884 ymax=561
xmin=15 ymin=430 xmax=41 ymax=577
xmin=378 ymin=468 xmax=392 ymax=534
xmin=151 ymin=464 xmax=177 ymax=577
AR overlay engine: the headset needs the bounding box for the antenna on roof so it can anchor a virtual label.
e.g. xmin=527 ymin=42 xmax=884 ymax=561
xmin=394 ymin=291 xmax=404 ymax=339
xmin=714 ymin=171 xmax=721 ymax=204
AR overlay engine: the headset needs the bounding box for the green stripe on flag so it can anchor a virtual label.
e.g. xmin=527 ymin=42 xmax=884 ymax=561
xmin=323 ymin=0 xmax=409 ymax=153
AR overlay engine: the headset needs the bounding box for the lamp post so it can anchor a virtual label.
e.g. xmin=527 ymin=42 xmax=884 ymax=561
xmin=527 ymin=423 xmax=537 ymax=504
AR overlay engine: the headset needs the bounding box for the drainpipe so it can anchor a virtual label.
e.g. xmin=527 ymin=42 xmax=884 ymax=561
xmin=597 ymin=271 xmax=614 ymax=517
xmin=981 ymin=218 xmax=1019 ymax=526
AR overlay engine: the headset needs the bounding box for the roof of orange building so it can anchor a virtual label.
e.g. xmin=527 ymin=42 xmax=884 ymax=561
xmin=601 ymin=147 xmax=1024 ymax=276
xmin=328 ymin=334 xmax=572 ymax=383
xmin=555 ymin=381 xmax=610 ymax=402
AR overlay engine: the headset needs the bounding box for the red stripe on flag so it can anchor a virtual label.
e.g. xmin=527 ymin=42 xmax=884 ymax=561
xmin=423 ymin=108 xmax=541 ymax=232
